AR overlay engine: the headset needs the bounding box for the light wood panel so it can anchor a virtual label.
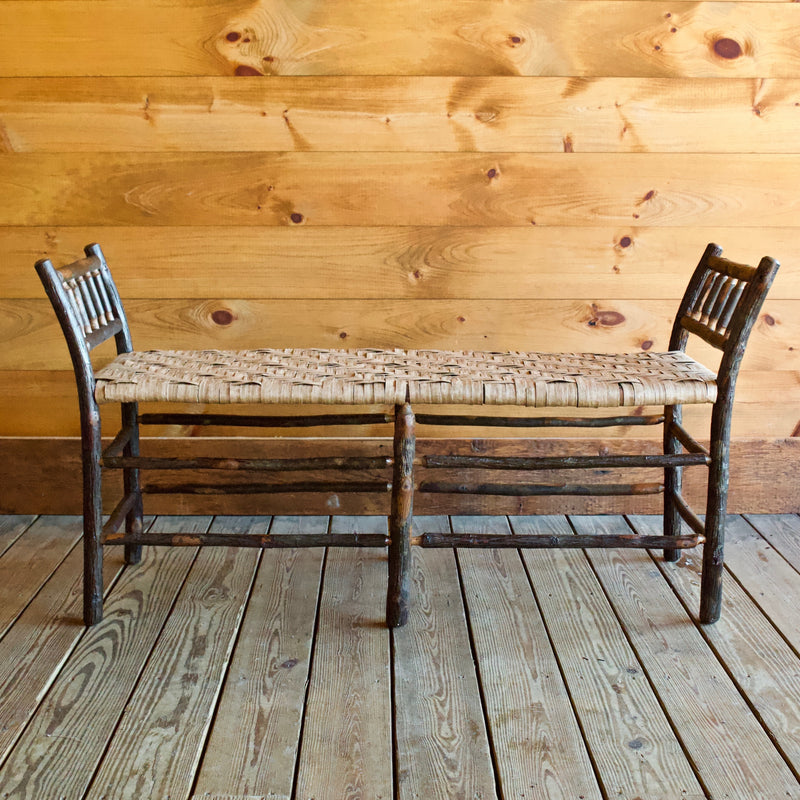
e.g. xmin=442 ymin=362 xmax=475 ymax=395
xmin=2 ymin=298 xmax=792 ymax=373
xmin=2 ymin=2 xmax=799 ymax=78
xmin=5 ymin=152 xmax=800 ymax=227
xmin=4 ymin=77 xmax=800 ymax=154
xmin=8 ymin=226 xmax=799 ymax=300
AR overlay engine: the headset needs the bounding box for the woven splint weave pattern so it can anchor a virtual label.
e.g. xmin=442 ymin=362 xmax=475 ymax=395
xmin=93 ymin=348 xmax=717 ymax=408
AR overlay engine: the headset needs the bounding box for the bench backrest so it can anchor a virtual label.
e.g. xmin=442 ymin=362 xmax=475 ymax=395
xmin=35 ymin=244 xmax=133 ymax=401
xmin=669 ymin=243 xmax=779 ymax=367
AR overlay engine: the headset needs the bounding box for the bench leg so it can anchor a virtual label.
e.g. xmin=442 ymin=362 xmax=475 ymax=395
xmin=387 ymin=402 xmax=415 ymax=628
xmin=700 ymin=400 xmax=732 ymax=624
xmin=663 ymin=404 xmax=682 ymax=562
xmin=82 ymin=404 xmax=104 ymax=626
xmin=122 ymin=402 xmax=144 ymax=565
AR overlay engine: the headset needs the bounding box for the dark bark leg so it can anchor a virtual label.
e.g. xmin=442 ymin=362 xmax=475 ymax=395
xmin=700 ymin=400 xmax=732 ymax=624
xmin=122 ymin=402 xmax=143 ymax=565
xmin=83 ymin=404 xmax=104 ymax=625
xmin=387 ymin=403 xmax=415 ymax=628
xmin=663 ymin=404 xmax=682 ymax=562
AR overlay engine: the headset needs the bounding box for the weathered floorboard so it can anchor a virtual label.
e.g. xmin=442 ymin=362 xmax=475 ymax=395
xmin=0 ymin=517 xmax=207 ymax=800
xmin=720 ymin=515 xmax=800 ymax=654
xmin=575 ymin=514 xmax=800 ymax=798
xmin=294 ymin=516 xmax=392 ymax=800
xmin=0 ymin=539 xmax=124 ymax=766
xmin=510 ymin=515 xmax=702 ymax=799
xmin=193 ymin=516 xmax=326 ymax=800
xmin=84 ymin=517 xmax=259 ymax=800
xmin=455 ymin=515 xmax=604 ymax=800
xmin=743 ymin=513 xmax=800 ymax=573
xmin=0 ymin=515 xmax=36 ymax=559
xmin=392 ymin=516 xmax=496 ymax=800
xmin=630 ymin=513 xmax=800 ymax=779
xmin=0 ymin=516 xmax=83 ymax=639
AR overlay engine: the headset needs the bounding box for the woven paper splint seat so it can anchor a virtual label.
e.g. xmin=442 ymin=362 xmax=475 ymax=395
xmin=36 ymin=242 xmax=779 ymax=630
xmin=94 ymin=348 xmax=718 ymax=408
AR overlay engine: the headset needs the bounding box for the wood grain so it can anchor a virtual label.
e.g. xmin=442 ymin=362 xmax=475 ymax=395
xmin=5 ymin=77 xmax=800 ymax=154
xmin=510 ymin=515 xmax=702 ymax=798
xmin=8 ymin=226 xmax=800 ymax=301
xmin=85 ymin=518 xmax=259 ymax=800
xmin=294 ymin=516 xmax=392 ymax=800
xmin=193 ymin=516 xmax=326 ymax=800
xmin=575 ymin=514 xmax=800 ymax=798
xmin=0 ymin=541 xmax=124 ymax=766
xmin=742 ymin=512 xmax=800 ymax=570
xmin=4 ymin=436 xmax=800 ymax=515
xmin=0 ymin=517 xmax=206 ymax=800
xmin=720 ymin=515 xmax=800 ymax=653
xmin=454 ymin=515 xmax=604 ymax=799
xmin=392 ymin=516 xmax=496 ymax=800
xmin=1 ymin=2 xmax=799 ymax=78
xmin=0 ymin=516 xmax=35 ymax=559
xmin=6 ymin=152 xmax=800 ymax=227
xmin=630 ymin=513 xmax=800 ymax=775
xmin=3 ymin=298 xmax=792 ymax=373
xmin=0 ymin=516 xmax=82 ymax=639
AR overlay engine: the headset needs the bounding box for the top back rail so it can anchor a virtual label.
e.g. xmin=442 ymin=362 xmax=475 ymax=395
xmin=35 ymin=243 xmax=132 ymax=359
xmin=673 ymin=243 xmax=778 ymax=355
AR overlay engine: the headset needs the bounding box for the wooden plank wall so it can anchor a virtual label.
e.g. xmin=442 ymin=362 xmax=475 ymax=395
xmin=1 ymin=0 xmax=798 ymax=512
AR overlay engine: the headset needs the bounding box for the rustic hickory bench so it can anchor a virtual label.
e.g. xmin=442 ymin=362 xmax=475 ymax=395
xmin=36 ymin=243 xmax=779 ymax=629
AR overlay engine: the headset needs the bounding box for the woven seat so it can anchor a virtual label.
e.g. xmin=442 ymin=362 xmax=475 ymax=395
xmin=94 ymin=347 xmax=717 ymax=408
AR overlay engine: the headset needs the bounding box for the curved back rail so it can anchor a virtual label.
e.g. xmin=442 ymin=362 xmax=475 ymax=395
xmin=670 ymin=242 xmax=780 ymax=362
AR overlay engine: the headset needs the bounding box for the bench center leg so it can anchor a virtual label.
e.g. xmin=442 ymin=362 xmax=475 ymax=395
xmin=387 ymin=402 xmax=415 ymax=627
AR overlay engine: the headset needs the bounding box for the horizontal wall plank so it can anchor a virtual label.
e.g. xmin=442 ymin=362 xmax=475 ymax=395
xmin=0 ymin=2 xmax=797 ymax=78
xmin=2 ymin=436 xmax=798 ymax=515
xmin=2 ymin=370 xmax=798 ymax=439
xmin=6 ymin=226 xmax=797 ymax=301
xmin=1 ymin=298 xmax=790 ymax=372
xmin=4 ymin=77 xmax=800 ymax=154
xmin=5 ymin=152 xmax=800 ymax=228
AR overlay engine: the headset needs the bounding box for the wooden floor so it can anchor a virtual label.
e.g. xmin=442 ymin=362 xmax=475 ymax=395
xmin=0 ymin=515 xmax=799 ymax=799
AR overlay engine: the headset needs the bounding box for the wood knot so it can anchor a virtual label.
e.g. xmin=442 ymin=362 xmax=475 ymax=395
xmin=290 ymin=212 xmax=304 ymax=224
xmin=586 ymin=304 xmax=625 ymax=327
xmin=211 ymin=309 xmax=235 ymax=326
xmin=713 ymin=38 xmax=742 ymax=59
xmin=507 ymin=34 xmax=525 ymax=47
xmin=226 ymin=31 xmax=241 ymax=42
xmin=619 ymin=235 xmax=633 ymax=248
xmin=235 ymin=65 xmax=262 ymax=76
xmin=763 ymin=313 xmax=776 ymax=326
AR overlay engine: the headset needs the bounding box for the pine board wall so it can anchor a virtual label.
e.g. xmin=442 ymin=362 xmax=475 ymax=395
xmin=1 ymin=0 xmax=799 ymax=513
